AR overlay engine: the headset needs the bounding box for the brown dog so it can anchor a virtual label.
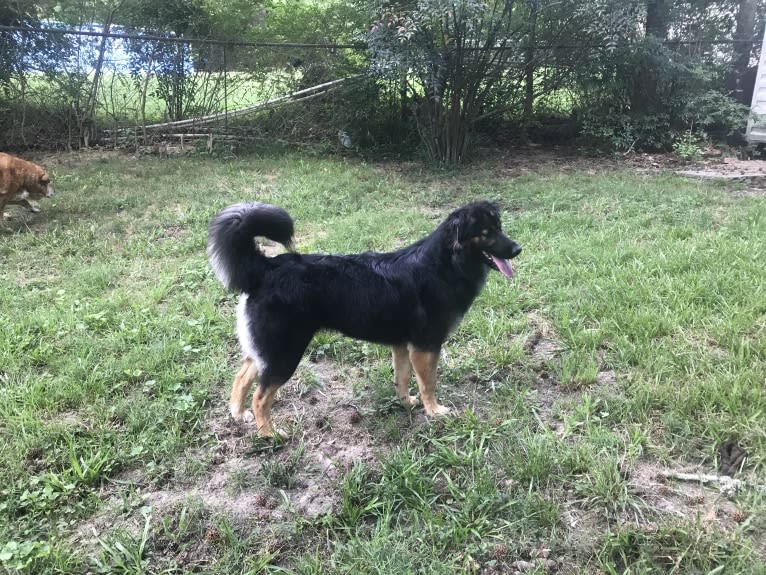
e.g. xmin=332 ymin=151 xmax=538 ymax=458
xmin=0 ymin=153 xmax=54 ymax=219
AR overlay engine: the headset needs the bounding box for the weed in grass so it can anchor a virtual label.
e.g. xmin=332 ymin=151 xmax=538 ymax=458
xmin=292 ymin=363 xmax=322 ymax=398
xmin=246 ymin=432 xmax=288 ymax=456
xmin=598 ymin=522 xmax=758 ymax=574
xmin=0 ymin=539 xmax=84 ymax=574
xmin=562 ymin=393 xmax=611 ymax=435
xmin=496 ymin=428 xmax=561 ymax=489
xmin=66 ymin=439 xmax=118 ymax=486
xmin=94 ymin=507 xmax=152 ymax=574
xmin=158 ymin=500 xmax=208 ymax=545
xmin=327 ymin=511 xmax=462 ymax=575
xmin=212 ymin=517 xmax=280 ymax=574
xmin=227 ymin=468 xmax=256 ymax=495
xmin=333 ymin=464 xmax=387 ymax=529
xmin=377 ymin=412 xmax=408 ymax=442
xmin=261 ymin=442 xmax=307 ymax=489
xmin=574 ymin=459 xmax=645 ymax=520
xmin=557 ymin=351 xmax=600 ymax=389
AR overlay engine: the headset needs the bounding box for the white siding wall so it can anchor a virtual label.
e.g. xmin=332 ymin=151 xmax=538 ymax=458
xmin=747 ymin=26 xmax=766 ymax=144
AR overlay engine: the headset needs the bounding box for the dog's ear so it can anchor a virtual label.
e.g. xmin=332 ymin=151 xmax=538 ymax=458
xmin=451 ymin=208 xmax=475 ymax=250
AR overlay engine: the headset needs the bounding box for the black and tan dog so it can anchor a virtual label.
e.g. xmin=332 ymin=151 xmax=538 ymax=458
xmin=208 ymin=201 xmax=521 ymax=437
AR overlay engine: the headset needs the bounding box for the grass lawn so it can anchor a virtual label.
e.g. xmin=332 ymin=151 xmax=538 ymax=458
xmin=1 ymin=149 xmax=764 ymax=574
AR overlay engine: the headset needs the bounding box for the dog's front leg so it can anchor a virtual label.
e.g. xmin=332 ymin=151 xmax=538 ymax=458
xmin=409 ymin=348 xmax=450 ymax=416
xmin=392 ymin=346 xmax=419 ymax=407
xmin=20 ymin=197 xmax=41 ymax=213
xmin=0 ymin=196 xmax=9 ymax=220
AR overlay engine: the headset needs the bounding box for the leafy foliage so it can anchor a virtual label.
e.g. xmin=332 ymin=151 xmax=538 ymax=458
xmin=575 ymin=37 xmax=750 ymax=151
xmin=0 ymin=0 xmax=763 ymax=154
xmin=367 ymin=0 xmax=530 ymax=165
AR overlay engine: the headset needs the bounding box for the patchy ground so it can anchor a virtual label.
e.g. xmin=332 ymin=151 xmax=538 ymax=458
xmin=676 ymin=156 xmax=766 ymax=196
xmin=3 ymin=150 xmax=764 ymax=573
xmin=79 ymin=312 xmax=756 ymax=572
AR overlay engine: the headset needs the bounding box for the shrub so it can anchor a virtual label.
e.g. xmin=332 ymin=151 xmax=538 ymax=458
xmin=574 ymin=38 xmax=747 ymax=152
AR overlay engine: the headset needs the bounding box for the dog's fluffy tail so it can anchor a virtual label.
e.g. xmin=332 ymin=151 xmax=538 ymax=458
xmin=207 ymin=202 xmax=294 ymax=293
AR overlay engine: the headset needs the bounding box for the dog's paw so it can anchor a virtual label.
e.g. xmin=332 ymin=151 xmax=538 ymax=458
xmin=426 ymin=404 xmax=451 ymax=417
xmin=258 ymin=426 xmax=289 ymax=440
xmin=30 ymin=206 xmax=41 ymax=213
xmin=229 ymin=406 xmax=254 ymax=422
xmin=399 ymin=395 xmax=420 ymax=407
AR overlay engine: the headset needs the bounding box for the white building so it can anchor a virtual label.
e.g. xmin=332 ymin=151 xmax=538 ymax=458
xmin=746 ymin=25 xmax=766 ymax=145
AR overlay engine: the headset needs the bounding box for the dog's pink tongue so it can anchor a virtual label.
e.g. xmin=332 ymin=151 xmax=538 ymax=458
xmin=491 ymin=255 xmax=514 ymax=278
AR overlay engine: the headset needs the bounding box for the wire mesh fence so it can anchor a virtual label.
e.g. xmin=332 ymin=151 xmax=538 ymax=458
xmin=0 ymin=22 xmax=762 ymax=153
xmin=0 ymin=25 xmax=369 ymax=151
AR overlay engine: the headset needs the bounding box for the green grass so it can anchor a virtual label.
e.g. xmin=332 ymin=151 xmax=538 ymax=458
xmin=1 ymin=149 xmax=765 ymax=573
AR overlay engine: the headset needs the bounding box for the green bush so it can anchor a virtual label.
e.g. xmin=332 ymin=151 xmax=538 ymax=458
xmin=574 ymin=38 xmax=747 ymax=152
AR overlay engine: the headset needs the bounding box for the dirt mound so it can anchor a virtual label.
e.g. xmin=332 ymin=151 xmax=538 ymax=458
xmin=147 ymin=360 xmax=382 ymax=521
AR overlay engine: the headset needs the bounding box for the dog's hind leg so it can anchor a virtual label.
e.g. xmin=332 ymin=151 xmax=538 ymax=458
xmin=409 ymin=348 xmax=450 ymax=416
xmin=231 ymin=358 xmax=292 ymax=437
xmin=392 ymin=346 xmax=419 ymax=407
xmin=230 ymin=357 xmax=258 ymax=421
xmin=251 ymin=333 xmax=313 ymax=437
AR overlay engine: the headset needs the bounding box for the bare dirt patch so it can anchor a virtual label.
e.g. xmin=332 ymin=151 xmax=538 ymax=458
xmin=71 ymin=358 xmax=399 ymax=555
xmin=676 ymin=157 xmax=766 ymax=197
xmin=192 ymin=362 xmax=377 ymax=520
xmin=147 ymin=360 xmax=384 ymax=524
xmin=456 ymin=147 xmax=766 ymax=199
xmin=524 ymin=311 xmax=620 ymax=434
xmin=524 ymin=311 xmax=570 ymax=431
xmin=157 ymin=225 xmax=188 ymax=242
xmin=628 ymin=462 xmax=743 ymax=531
xmin=489 ymin=147 xmax=687 ymax=178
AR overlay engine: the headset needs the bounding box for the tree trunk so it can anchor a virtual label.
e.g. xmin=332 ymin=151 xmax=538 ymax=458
xmin=139 ymin=49 xmax=157 ymax=145
xmin=646 ymin=0 xmax=668 ymax=40
xmin=733 ymin=0 xmax=756 ymax=104
xmin=637 ymin=0 xmax=668 ymax=118
xmin=174 ymin=42 xmax=184 ymax=121
xmin=83 ymin=8 xmax=117 ymax=147
xmin=523 ymin=0 xmax=538 ymax=123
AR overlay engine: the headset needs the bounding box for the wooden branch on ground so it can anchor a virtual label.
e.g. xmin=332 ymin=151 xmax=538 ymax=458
xmin=658 ymin=471 xmax=766 ymax=497
xmin=139 ymin=74 xmax=363 ymax=131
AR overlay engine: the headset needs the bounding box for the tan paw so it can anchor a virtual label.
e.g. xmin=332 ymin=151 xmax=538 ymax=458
xmin=258 ymin=425 xmax=288 ymax=439
xmin=399 ymin=395 xmax=420 ymax=407
xmin=425 ymin=404 xmax=451 ymax=417
xmin=229 ymin=405 xmax=254 ymax=422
